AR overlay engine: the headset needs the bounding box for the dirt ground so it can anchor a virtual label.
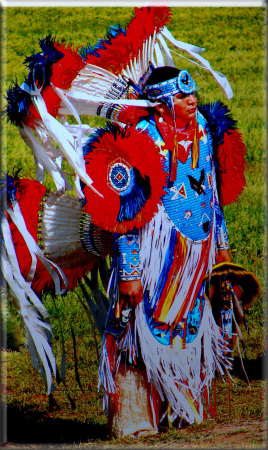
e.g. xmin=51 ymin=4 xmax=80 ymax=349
xmin=158 ymin=420 xmax=267 ymax=449
xmin=2 ymin=418 xmax=266 ymax=449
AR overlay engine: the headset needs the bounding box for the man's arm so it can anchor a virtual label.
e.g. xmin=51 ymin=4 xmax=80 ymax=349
xmin=118 ymin=279 xmax=143 ymax=308
xmin=116 ymin=234 xmax=143 ymax=308
xmin=215 ymin=247 xmax=232 ymax=264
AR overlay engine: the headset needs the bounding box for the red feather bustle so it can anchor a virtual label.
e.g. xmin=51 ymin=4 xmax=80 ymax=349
xmin=7 ymin=178 xmax=96 ymax=295
xmin=22 ymin=7 xmax=171 ymax=129
xmin=216 ymin=129 xmax=247 ymax=205
xmin=84 ymin=7 xmax=172 ymax=75
xmin=83 ymin=126 xmax=167 ymax=234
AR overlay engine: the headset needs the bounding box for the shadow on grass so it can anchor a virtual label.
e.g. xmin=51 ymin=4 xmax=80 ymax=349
xmin=6 ymin=356 xmax=265 ymax=445
xmin=232 ymin=354 xmax=266 ymax=380
xmin=7 ymin=406 xmax=109 ymax=444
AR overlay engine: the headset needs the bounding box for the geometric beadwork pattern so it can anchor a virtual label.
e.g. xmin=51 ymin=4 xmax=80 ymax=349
xmin=108 ymin=160 xmax=131 ymax=193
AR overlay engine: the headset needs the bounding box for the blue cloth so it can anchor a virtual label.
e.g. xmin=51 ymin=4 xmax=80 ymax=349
xmin=137 ymin=112 xmax=229 ymax=245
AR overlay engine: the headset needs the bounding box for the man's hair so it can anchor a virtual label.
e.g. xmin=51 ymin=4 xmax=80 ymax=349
xmin=146 ymin=66 xmax=181 ymax=86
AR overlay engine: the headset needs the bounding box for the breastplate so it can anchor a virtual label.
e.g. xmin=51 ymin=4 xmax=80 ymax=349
xmin=161 ymin=116 xmax=214 ymax=242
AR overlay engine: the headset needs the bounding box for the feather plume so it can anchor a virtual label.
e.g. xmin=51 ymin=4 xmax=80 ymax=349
xmin=199 ymin=101 xmax=247 ymax=205
xmin=79 ymin=7 xmax=171 ymax=75
xmin=24 ymin=35 xmax=64 ymax=89
xmin=198 ymin=101 xmax=237 ymax=148
xmin=3 ymin=81 xmax=32 ymax=127
xmin=3 ymin=37 xmax=85 ymax=127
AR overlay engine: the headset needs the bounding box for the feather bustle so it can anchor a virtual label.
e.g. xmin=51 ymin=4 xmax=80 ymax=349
xmin=82 ymin=7 xmax=171 ymax=75
xmin=82 ymin=125 xmax=167 ymax=233
xmin=7 ymin=177 xmax=97 ymax=294
xmin=217 ymin=129 xmax=247 ymax=205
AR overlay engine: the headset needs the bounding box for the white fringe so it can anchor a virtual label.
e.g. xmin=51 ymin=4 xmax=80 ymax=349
xmin=135 ymin=300 xmax=232 ymax=424
xmin=139 ymin=204 xmax=217 ymax=324
xmin=1 ymin=214 xmax=57 ymax=394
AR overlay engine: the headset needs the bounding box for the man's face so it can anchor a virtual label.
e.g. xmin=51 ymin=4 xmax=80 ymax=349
xmin=156 ymin=92 xmax=197 ymax=128
xmin=173 ymin=93 xmax=197 ymax=126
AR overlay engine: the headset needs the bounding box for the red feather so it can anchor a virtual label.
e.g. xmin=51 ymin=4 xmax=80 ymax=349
xmin=23 ymin=42 xmax=85 ymax=128
xmin=216 ymin=129 xmax=247 ymax=205
xmin=83 ymin=126 xmax=167 ymax=233
xmin=22 ymin=8 xmax=171 ymax=128
xmin=84 ymin=7 xmax=172 ymax=75
xmin=8 ymin=179 xmax=46 ymax=281
xmin=51 ymin=43 xmax=85 ymax=90
xmin=8 ymin=178 xmax=96 ymax=295
xmin=41 ymin=42 xmax=85 ymax=118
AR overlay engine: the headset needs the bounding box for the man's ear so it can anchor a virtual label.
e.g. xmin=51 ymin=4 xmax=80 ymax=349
xmin=155 ymin=104 xmax=165 ymax=116
xmin=155 ymin=103 xmax=173 ymax=126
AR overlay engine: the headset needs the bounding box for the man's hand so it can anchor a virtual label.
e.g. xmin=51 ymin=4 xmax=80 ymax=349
xmin=215 ymin=248 xmax=232 ymax=265
xmin=118 ymin=279 xmax=143 ymax=308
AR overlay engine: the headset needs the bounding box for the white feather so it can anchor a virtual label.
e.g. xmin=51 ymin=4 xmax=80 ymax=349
xmin=156 ymin=33 xmax=175 ymax=67
xmin=160 ymin=26 xmax=233 ymax=99
xmin=1 ymin=216 xmax=57 ymax=394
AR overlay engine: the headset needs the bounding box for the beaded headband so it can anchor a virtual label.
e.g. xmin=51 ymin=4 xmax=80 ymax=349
xmin=145 ymin=70 xmax=196 ymax=101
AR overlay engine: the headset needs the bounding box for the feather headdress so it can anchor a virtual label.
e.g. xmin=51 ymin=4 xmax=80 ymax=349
xmin=4 ymin=6 xmax=233 ymax=199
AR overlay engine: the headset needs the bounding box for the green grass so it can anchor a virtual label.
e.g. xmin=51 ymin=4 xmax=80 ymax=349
xmin=1 ymin=5 xmax=267 ymax=447
xmin=2 ymin=346 xmax=266 ymax=446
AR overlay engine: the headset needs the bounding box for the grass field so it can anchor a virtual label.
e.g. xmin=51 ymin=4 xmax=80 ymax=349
xmin=1 ymin=5 xmax=267 ymax=448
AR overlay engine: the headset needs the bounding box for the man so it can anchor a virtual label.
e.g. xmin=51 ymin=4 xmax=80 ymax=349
xmin=99 ymin=66 xmax=237 ymax=438
xmin=118 ymin=67 xmax=232 ymax=308
xmin=3 ymin=7 xmax=251 ymax=440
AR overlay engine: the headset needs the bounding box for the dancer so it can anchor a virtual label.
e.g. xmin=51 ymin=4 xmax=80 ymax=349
xmin=98 ymin=66 xmax=243 ymax=437
xmin=2 ymin=6 xmax=260 ymax=440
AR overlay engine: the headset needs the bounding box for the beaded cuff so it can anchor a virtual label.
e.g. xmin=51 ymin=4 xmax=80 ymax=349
xmin=116 ymin=234 xmax=141 ymax=280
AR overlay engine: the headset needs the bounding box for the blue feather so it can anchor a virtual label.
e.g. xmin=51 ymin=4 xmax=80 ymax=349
xmin=3 ymin=81 xmax=31 ymax=126
xmin=78 ymin=44 xmax=100 ymax=60
xmin=82 ymin=126 xmax=109 ymax=158
xmin=24 ymin=35 xmax=64 ymax=89
xmin=78 ymin=23 xmax=126 ymax=61
xmin=117 ymin=168 xmax=151 ymax=222
xmin=0 ymin=172 xmax=20 ymax=210
xmin=83 ymin=122 xmax=122 ymax=158
xmin=198 ymin=101 xmax=237 ymax=147
xmin=94 ymin=40 xmax=108 ymax=52
xmin=106 ymin=24 xmax=126 ymax=39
